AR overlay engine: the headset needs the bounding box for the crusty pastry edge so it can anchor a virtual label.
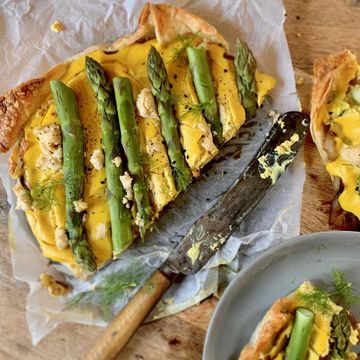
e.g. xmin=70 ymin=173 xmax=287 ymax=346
xmin=239 ymin=293 xmax=295 ymax=360
xmin=310 ymin=50 xmax=358 ymax=173
xmin=309 ymin=50 xmax=360 ymax=229
xmin=0 ymin=2 xmax=229 ymax=154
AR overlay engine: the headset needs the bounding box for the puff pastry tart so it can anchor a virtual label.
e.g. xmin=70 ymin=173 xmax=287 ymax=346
xmin=239 ymin=281 xmax=359 ymax=360
xmin=311 ymin=50 xmax=360 ymax=230
xmin=0 ymin=3 xmax=275 ymax=276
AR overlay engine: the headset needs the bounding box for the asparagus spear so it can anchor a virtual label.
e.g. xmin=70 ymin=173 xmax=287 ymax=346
xmin=284 ymin=307 xmax=315 ymax=360
xmin=331 ymin=309 xmax=352 ymax=358
xmin=85 ymin=57 xmax=133 ymax=258
xmin=50 ymin=80 xmax=97 ymax=272
xmin=147 ymin=46 xmax=192 ymax=192
xmin=186 ymin=47 xmax=224 ymax=145
xmin=113 ymin=77 xmax=153 ymax=238
xmin=234 ymin=39 xmax=258 ymax=119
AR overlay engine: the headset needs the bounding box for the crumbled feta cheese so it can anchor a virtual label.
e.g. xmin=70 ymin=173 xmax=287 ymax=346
xmin=34 ymin=124 xmax=62 ymax=155
xmin=50 ymin=20 xmax=65 ymax=33
xmin=120 ymin=171 xmax=133 ymax=191
xmin=90 ymin=149 xmax=104 ymax=170
xmin=33 ymin=124 xmax=63 ymax=172
xmin=13 ymin=179 xmax=31 ymax=211
xmin=36 ymin=154 xmax=62 ymax=172
xmin=135 ymin=213 xmax=144 ymax=228
xmin=267 ymin=110 xmax=281 ymax=124
xmin=120 ymin=171 xmax=133 ymax=201
xmin=136 ymin=88 xmax=159 ymax=120
xmin=96 ymin=223 xmax=108 ymax=240
xmin=112 ymin=156 xmax=122 ymax=168
xmin=73 ymin=200 xmax=88 ymax=213
xmin=55 ymin=227 xmax=68 ymax=250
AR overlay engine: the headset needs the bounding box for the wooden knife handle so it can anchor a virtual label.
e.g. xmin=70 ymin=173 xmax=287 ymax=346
xmin=82 ymin=270 xmax=172 ymax=360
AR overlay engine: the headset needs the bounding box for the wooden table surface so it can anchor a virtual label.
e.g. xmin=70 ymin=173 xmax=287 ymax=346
xmin=1 ymin=0 xmax=359 ymax=359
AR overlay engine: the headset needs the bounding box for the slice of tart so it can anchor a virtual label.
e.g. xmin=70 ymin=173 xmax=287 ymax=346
xmin=240 ymin=280 xmax=360 ymax=360
xmin=311 ymin=50 xmax=360 ymax=230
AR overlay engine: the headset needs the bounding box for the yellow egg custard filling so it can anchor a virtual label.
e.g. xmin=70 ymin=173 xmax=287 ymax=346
xmin=10 ymin=35 xmax=275 ymax=274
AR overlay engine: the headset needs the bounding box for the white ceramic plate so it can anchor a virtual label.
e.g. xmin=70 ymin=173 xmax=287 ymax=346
xmin=203 ymin=231 xmax=360 ymax=360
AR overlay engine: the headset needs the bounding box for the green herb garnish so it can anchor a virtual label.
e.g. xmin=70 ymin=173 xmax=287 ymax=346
xmin=30 ymin=177 xmax=63 ymax=210
xmin=297 ymin=287 xmax=332 ymax=314
xmin=168 ymin=34 xmax=198 ymax=63
xmin=331 ymin=268 xmax=360 ymax=306
xmin=64 ymin=269 xmax=144 ymax=320
xmin=297 ymin=269 xmax=360 ymax=315
xmin=180 ymin=100 xmax=215 ymax=121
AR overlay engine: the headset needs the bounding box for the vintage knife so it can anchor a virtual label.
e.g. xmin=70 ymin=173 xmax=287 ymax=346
xmin=82 ymin=111 xmax=309 ymax=360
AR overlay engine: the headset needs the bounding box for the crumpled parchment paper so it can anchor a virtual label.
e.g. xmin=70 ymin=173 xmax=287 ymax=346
xmin=0 ymin=0 xmax=303 ymax=345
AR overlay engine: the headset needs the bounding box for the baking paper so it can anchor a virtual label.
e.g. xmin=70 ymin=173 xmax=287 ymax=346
xmin=0 ymin=0 xmax=303 ymax=344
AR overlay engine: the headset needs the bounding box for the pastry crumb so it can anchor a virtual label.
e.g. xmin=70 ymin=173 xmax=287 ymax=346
xmin=40 ymin=273 xmax=70 ymax=297
xmin=296 ymin=76 xmax=305 ymax=86
xmin=120 ymin=171 xmax=134 ymax=201
xmin=13 ymin=179 xmax=32 ymax=211
xmin=51 ymin=20 xmax=65 ymax=33
xmin=267 ymin=110 xmax=281 ymax=124
xmin=73 ymin=200 xmax=88 ymax=213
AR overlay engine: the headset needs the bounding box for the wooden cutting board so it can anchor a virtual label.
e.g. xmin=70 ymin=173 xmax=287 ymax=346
xmin=0 ymin=0 xmax=358 ymax=358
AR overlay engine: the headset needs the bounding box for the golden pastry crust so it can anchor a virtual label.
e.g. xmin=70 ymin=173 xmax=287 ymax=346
xmin=310 ymin=50 xmax=360 ymax=229
xmin=239 ymin=294 xmax=295 ymax=360
xmin=310 ymin=50 xmax=358 ymax=170
xmin=0 ymin=2 xmax=229 ymax=153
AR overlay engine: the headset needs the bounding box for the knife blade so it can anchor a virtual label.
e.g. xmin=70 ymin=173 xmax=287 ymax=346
xmin=163 ymin=111 xmax=309 ymax=275
xmin=82 ymin=111 xmax=309 ymax=360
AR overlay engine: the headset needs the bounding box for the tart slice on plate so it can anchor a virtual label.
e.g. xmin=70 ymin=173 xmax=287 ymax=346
xmin=240 ymin=275 xmax=360 ymax=360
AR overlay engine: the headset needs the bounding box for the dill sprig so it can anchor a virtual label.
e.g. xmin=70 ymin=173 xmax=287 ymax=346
xmin=168 ymin=34 xmax=198 ymax=63
xmin=331 ymin=269 xmax=360 ymax=306
xmin=30 ymin=177 xmax=63 ymax=210
xmin=173 ymin=164 xmax=191 ymax=191
xmin=297 ymin=269 xmax=360 ymax=315
xmin=180 ymin=100 xmax=214 ymax=121
xmin=64 ymin=269 xmax=143 ymax=321
xmin=297 ymin=287 xmax=332 ymax=314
